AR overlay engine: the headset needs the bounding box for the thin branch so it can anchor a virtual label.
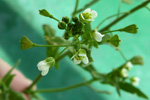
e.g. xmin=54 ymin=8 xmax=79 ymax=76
xmin=99 ymin=0 xmax=150 ymax=32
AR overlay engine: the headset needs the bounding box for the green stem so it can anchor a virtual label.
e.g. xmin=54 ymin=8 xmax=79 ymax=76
xmin=118 ymin=49 xmax=128 ymax=61
xmin=55 ymin=51 xmax=70 ymax=61
xmin=101 ymin=29 xmax=120 ymax=34
xmin=75 ymin=0 xmax=99 ymax=14
xmin=72 ymin=0 xmax=79 ymax=17
xmin=34 ymin=43 xmax=74 ymax=47
xmin=25 ymin=74 xmax=42 ymax=92
xmin=145 ymin=6 xmax=150 ymax=11
xmin=52 ymin=17 xmax=59 ymax=22
xmin=54 ymin=47 xmax=68 ymax=59
xmin=34 ymin=79 xmax=97 ymax=93
xmin=96 ymin=12 xmax=127 ymax=29
xmin=99 ymin=0 xmax=150 ymax=32
xmin=117 ymin=0 xmax=122 ymax=18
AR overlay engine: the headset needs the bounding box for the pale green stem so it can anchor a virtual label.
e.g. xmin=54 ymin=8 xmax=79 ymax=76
xmin=24 ymin=74 xmax=42 ymax=92
xmin=101 ymin=29 xmax=121 ymax=34
xmin=75 ymin=0 xmax=99 ymax=14
xmin=117 ymin=0 xmax=122 ymax=18
xmin=99 ymin=0 xmax=150 ymax=32
xmin=33 ymin=79 xmax=97 ymax=93
xmin=54 ymin=47 xmax=68 ymax=59
xmin=34 ymin=43 xmax=74 ymax=47
xmin=87 ymin=85 xmax=111 ymax=95
xmin=72 ymin=0 xmax=79 ymax=17
xmin=145 ymin=6 xmax=150 ymax=11
xmin=118 ymin=49 xmax=128 ymax=61
xmin=96 ymin=12 xmax=128 ymax=29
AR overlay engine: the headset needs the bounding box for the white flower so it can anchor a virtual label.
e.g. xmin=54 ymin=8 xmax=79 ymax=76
xmin=130 ymin=77 xmax=140 ymax=86
xmin=37 ymin=57 xmax=55 ymax=76
xmin=125 ymin=62 xmax=133 ymax=70
xmin=91 ymin=29 xmax=104 ymax=42
xmin=79 ymin=8 xmax=97 ymax=23
xmin=120 ymin=68 xmax=128 ymax=78
xmin=71 ymin=49 xmax=89 ymax=65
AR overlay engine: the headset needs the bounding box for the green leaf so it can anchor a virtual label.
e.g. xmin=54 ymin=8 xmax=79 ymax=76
xmin=4 ymin=75 xmax=15 ymax=87
xmin=43 ymin=25 xmax=70 ymax=58
xmin=29 ymin=92 xmax=43 ymax=100
xmin=8 ymin=90 xmax=25 ymax=100
xmin=130 ymin=56 xmax=144 ymax=65
xmin=119 ymin=82 xmax=148 ymax=99
xmin=20 ymin=36 xmax=34 ymax=50
xmin=39 ymin=9 xmax=53 ymax=18
xmin=113 ymin=77 xmax=121 ymax=97
xmin=3 ymin=59 xmax=21 ymax=82
xmin=108 ymin=34 xmax=121 ymax=47
xmin=121 ymin=24 xmax=138 ymax=34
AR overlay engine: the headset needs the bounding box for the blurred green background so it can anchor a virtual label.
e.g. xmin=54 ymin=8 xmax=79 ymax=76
xmin=0 ymin=0 xmax=150 ymax=100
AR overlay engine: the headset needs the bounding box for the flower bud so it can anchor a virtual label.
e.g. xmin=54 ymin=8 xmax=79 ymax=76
xmin=58 ymin=21 xmax=66 ymax=29
xmin=130 ymin=77 xmax=140 ymax=86
xmin=125 ymin=62 xmax=133 ymax=70
xmin=72 ymin=16 xmax=78 ymax=23
xmin=120 ymin=68 xmax=128 ymax=78
xmin=62 ymin=16 xmax=69 ymax=23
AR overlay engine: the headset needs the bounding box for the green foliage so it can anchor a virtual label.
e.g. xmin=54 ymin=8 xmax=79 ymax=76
xmin=20 ymin=36 xmax=34 ymax=50
xmin=2 ymin=59 xmax=21 ymax=87
xmin=119 ymin=82 xmax=148 ymax=99
xmin=0 ymin=60 xmax=25 ymax=100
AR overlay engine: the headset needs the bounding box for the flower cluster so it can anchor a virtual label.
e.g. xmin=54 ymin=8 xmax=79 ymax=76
xmin=71 ymin=49 xmax=89 ymax=65
xmin=120 ymin=61 xmax=140 ymax=86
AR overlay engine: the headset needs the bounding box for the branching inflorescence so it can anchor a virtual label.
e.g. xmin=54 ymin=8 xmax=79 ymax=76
xmin=1 ymin=0 xmax=150 ymax=100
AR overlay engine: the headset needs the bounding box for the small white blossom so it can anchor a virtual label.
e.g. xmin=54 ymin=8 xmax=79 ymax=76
xmin=80 ymin=8 xmax=97 ymax=23
xmin=91 ymin=29 xmax=104 ymax=42
xmin=37 ymin=57 xmax=55 ymax=76
xmin=125 ymin=61 xmax=133 ymax=70
xmin=120 ymin=68 xmax=128 ymax=78
xmin=130 ymin=77 xmax=140 ymax=86
xmin=71 ymin=49 xmax=89 ymax=65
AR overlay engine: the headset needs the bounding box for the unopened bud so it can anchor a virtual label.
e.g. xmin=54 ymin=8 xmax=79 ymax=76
xmin=58 ymin=21 xmax=66 ymax=29
xmin=62 ymin=16 xmax=69 ymax=23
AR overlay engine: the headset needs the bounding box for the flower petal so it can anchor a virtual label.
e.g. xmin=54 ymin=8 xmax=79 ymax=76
xmin=120 ymin=68 xmax=128 ymax=77
xmin=126 ymin=62 xmax=133 ymax=70
xmin=74 ymin=58 xmax=81 ymax=64
xmin=91 ymin=10 xmax=97 ymax=18
xmin=80 ymin=13 xmax=85 ymax=20
xmin=41 ymin=69 xmax=49 ymax=76
xmin=78 ymin=49 xmax=87 ymax=57
xmin=82 ymin=56 xmax=89 ymax=65
xmin=83 ymin=8 xmax=91 ymax=13
xmin=37 ymin=60 xmax=48 ymax=71
xmin=93 ymin=31 xmax=104 ymax=42
xmin=85 ymin=19 xmax=94 ymax=22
